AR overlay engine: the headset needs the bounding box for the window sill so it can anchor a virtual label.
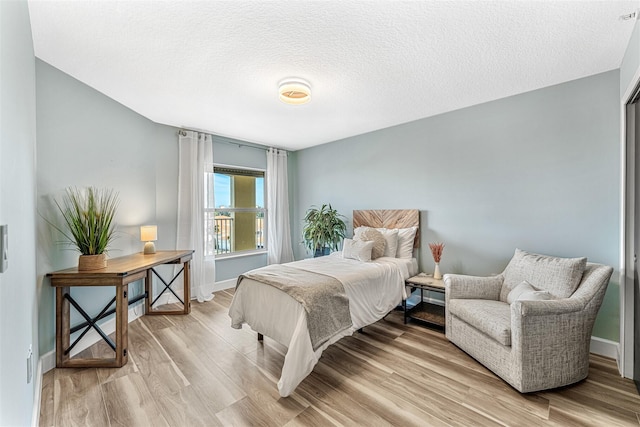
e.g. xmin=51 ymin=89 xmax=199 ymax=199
xmin=210 ymin=250 xmax=268 ymax=261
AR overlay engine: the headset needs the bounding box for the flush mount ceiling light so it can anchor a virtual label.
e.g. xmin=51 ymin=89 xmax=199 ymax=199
xmin=279 ymin=79 xmax=311 ymax=105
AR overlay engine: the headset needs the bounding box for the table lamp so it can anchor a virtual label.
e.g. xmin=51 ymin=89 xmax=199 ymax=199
xmin=140 ymin=225 xmax=157 ymax=254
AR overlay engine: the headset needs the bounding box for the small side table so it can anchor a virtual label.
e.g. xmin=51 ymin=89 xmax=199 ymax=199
xmin=404 ymin=273 xmax=445 ymax=329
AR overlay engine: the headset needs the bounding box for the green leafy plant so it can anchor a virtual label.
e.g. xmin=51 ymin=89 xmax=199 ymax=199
xmin=302 ymin=204 xmax=347 ymax=255
xmin=48 ymin=187 xmax=119 ymax=255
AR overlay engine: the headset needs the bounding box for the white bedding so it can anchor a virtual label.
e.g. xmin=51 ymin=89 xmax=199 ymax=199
xmin=228 ymin=253 xmax=418 ymax=396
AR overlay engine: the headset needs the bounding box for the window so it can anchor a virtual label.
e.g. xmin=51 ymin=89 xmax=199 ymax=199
xmin=204 ymin=166 xmax=266 ymax=257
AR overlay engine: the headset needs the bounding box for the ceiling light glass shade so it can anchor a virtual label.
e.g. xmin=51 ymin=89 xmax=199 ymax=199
xmin=279 ymin=79 xmax=311 ymax=105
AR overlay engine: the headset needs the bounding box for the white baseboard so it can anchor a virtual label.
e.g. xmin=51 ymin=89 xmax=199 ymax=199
xmin=213 ymin=278 xmax=236 ymax=291
xmin=31 ymin=357 xmax=43 ymax=427
xmin=589 ymin=336 xmax=619 ymax=360
xmin=408 ymin=291 xmax=444 ymax=306
xmin=417 ymin=291 xmax=619 ymax=364
xmin=420 ymin=288 xmax=618 ymax=363
xmin=420 ymin=295 xmax=445 ymax=306
xmin=67 ymin=301 xmax=145 ymax=358
xmin=33 ymin=288 xmax=622 ymax=424
xmin=47 ymin=292 xmax=617 ymax=364
xmin=153 ymin=292 xmax=183 ymax=307
xmin=617 ymin=341 xmax=623 ymax=375
xmin=42 ymin=279 xmax=235 ymax=374
xmin=41 ymin=350 xmax=55 ymax=374
xmin=156 ymin=279 xmax=236 ymax=305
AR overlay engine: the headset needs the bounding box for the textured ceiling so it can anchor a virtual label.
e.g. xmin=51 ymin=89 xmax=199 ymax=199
xmin=28 ymin=1 xmax=639 ymax=151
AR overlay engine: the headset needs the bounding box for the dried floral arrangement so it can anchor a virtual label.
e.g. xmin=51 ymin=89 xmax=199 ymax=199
xmin=429 ymin=242 xmax=445 ymax=263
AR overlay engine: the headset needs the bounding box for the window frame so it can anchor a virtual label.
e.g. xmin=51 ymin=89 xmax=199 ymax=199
xmin=205 ymin=163 xmax=267 ymax=259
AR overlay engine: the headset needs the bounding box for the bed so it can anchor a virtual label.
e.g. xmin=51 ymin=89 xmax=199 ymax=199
xmin=228 ymin=209 xmax=420 ymax=397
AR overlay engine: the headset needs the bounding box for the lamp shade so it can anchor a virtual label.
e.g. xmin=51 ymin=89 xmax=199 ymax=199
xmin=140 ymin=225 xmax=157 ymax=242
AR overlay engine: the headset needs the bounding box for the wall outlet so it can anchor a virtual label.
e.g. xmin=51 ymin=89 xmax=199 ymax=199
xmin=0 ymin=224 xmax=7 ymax=273
xmin=27 ymin=345 xmax=33 ymax=384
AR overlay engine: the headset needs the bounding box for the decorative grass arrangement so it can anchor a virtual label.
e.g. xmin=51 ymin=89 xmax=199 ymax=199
xmin=429 ymin=242 xmax=445 ymax=263
xmin=50 ymin=187 xmax=119 ymax=255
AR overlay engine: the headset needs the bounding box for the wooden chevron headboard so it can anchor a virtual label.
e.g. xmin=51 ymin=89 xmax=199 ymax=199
xmin=352 ymin=209 xmax=420 ymax=248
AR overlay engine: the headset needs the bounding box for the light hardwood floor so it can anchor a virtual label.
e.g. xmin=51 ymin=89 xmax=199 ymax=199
xmin=40 ymin=288 xmax=640 ymax=426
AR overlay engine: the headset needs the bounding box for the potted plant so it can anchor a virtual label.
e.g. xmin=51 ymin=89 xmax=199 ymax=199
xmin=302 ymin=204 xmax=347 ymax=257
xmin=48 ymin=187 xmax=119 ymax=270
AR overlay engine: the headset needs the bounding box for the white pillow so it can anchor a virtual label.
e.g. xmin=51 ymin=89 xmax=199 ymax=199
xmin=507 ymin=280 xmax=553 ymax=304
xmin=517 ymin=290 xmax=553 ymax=302
xmin=375 ymin=228 xmax=399 ymax=257
xmin=395 ymin=226 xmax=418 ymax=259
xmin=342 ymin=238 xmax=374 ymax=262
xmin=353 ymin=226 xmax=367 ymax=245
xmin=354 ymin=228 xmax=386 ymax=259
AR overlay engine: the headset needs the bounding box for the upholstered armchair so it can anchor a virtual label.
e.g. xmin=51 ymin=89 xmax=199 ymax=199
xmin=444 ymin=249 xmax=613 ymax=393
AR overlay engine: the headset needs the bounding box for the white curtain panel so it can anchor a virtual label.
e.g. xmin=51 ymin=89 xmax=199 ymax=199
xmin=177 ymin=131 xmax=215 ymax=302
xmin=266 ymin=147 xmax=294 ymax=264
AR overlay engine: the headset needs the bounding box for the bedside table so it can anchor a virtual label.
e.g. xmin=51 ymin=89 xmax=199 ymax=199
xmin=404 ymin=273 xmax=445 ymax=329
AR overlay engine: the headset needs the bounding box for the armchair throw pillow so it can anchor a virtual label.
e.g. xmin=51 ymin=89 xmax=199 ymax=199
xmin=500 ymin=249 xmax=586 ymax=301
xmin=507 ymin=280 xmax=553 ymax=304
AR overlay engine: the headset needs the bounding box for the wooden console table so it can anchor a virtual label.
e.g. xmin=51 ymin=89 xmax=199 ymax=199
xmin=47 ymin=250 xmax=193 ymax=368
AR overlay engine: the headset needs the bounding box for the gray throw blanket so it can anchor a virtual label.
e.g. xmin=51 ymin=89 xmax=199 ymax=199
xmin=238 ymin=264 xmax=352 ymax=350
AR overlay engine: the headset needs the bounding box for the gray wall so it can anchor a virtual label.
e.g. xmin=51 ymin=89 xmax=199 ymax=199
xmin=36 ymin=58 xmax=163 ymax=354
xmin=16 ymin=8 xmax=638 ymax=421
xmin=293 ymin=70 xmax=621 ymax=341
xmin=35 ymin=61 xmax=272 ymax=354
xmin=0 ymin=1 xmax=39 ymax=425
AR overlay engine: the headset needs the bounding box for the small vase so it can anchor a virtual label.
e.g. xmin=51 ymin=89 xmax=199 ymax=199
xmin=433 ymin=263 xmax=442 ymax=280
xmin=78 ymin=253 xmax=107 ymax=271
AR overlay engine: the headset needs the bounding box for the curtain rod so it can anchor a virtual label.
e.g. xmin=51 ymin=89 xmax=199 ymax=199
xmin=218 ymin=138 xmax=269 ymax=152
xmin=178 ymin=128 xmax=285 ymax=152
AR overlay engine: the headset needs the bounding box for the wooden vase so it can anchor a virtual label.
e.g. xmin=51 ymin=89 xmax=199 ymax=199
xmin=78 ymin=253 xmax=107 ymax=271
